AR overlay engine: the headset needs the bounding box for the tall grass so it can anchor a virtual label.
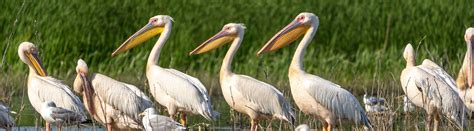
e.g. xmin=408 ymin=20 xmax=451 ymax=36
xmin=1 ymin=0 xmax=473 ymax=128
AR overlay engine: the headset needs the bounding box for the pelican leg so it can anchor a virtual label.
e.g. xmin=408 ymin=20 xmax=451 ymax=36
xmin=434 ymin=114 xmax=440 ymax=131
xmin=327 ymin=124 xmax=332 ymax=131
xmin=251 ymin=119 xmax=259 ymax=131
xmin=180 ymin=113 xmax=187 ymax=126
xmin=45 ymin=122 xmax=50 ymax=131
xmin=322 ymin=122 xmax=328 ymax=131
xmin=57 ymin=123 xmax=62 ymax=131
xmin=425 ymin=114 xmax=432 ymax=131
xmin=106 ymin=123 xmax=113 ymax=131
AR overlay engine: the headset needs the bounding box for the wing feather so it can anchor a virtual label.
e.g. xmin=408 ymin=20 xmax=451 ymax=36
xmin=300 ymin=74 xmax=369 ymax=126
xmin=91 ymin=74 xmax=153 ymax=121
xmin=410 ymin=61 xmax=469 ymax=128
xmin=230 ymin=74 xmax=295 ymax=123
xmin=147 ymin=66 xmax=216 ymax=120
xmin=32 ymin=76 xmax=86 ymax=120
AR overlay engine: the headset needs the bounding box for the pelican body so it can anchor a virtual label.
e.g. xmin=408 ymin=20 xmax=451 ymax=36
xmin=18 ymin=42 xmax=86 ymax=131
xmin=74 ymin=59 xmax=153 ymax=131
xmin=0 ymin=103 xmax=15 ymax=130
xmin=400 ymin=44 xmax=468 ymax=130
xmin=257 ymin=13 xmax=371 ymax=131
xmin=189 ymin=23 xmax=295 ymax=131
xmin=111 ymin=15 xmax=218 ymax=126
xmin=457 ymin=28 xmax=474 ymax=111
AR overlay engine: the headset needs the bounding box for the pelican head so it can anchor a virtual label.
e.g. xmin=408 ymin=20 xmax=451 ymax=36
xmin=74 ymin=59 xmax=95 ymax=115
xmin=112 ymin=15 xmax=174 ymax=56
xmin=403 ymin=43 xmax=415 ymax=65
xmin=189 ymin=23 xmax=246 ymax=55
xmin=74 ymin=59 xmax=90 ymax=94
xmin=18 ymin=42 xmax=47 ymax=76
xmin=257 ymin=12 xmax=319 ymax=56
xmin=463 ymin=28 xmax=474 ymax=87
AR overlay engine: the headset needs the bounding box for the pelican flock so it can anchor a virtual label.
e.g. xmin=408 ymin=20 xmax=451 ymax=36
xmin=257 ymin=12 xmax=372 ymax=130
xmin=400 ymin=43 xmax=469 ymax=130
xmin=111 ymin=15 xmax=218 ymax=126
xmin=6 ymin=11 xmax=474 ymax=130
xmin=189 ymin=23 xmax=295 ymax=130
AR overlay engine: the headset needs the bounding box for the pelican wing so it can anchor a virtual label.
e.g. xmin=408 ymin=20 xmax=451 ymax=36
xmin=91 ymin=74 xmax=153 ymax=121
xmin=165 ymin=69 xmax=219 ymax=119
xmin=419 ymin=59 xmax=459 ymax=93
xmin=121 ymin=82 xmax=153 ymax=106
xmin=147 ymin=66 xmax=216 ymax=120
xmin=147 ymin=114 xmax=186 ymax=130
xmin=164 ymin=69 xmax=210 ymax=101
xmin=229 ymin=74 xmax=295 ymax=123
xmin=300 ymin=74 xmax=370 ymax=125
xmin=409 ymin=65 xmax=468 ymax=128
xmin=33 ymin=76 xmax=86 ymax=119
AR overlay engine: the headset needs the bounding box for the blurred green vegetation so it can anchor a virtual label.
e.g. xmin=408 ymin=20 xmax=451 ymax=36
xmin=1 ymin=0 xmax=473 ymax=128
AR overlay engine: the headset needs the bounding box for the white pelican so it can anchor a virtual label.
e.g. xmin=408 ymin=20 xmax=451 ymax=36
xmin=111 ymin=15 xmax=218 ymax=126
xmin=189 ymin=23 xmax=295 ymax=131
xmin=74 ymin=59 xmax=153 ymax=130
xmin=0 ymin=103 xmax=15 ymax=130
xmin=139 ymin=108 xmax=186 ymax=131
xmin=40 ymin=101 xmax=85 ymax=129
xmin=17 ymin=42 xmax=86 ymax=131
xmin=456 ymin=27 xmax=474 ymax=111
xmin=399 ymin=43 xmax=468 ymax=130
xmin=256 ymin=12 xmax=371 ymax=130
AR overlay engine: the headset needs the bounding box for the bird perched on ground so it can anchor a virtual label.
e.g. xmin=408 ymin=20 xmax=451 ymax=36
xmin=40 ymin=101 xmax=85 ymax=128
xmin=363 ymin=94 xmax=386 ymax=105
xmin=140 ymin=108 xmax=186 ymax=131
xmin=0 ymin=103 xmax=15 ymax=130
xmin=363 ymin=94 xmax=388 ymax=112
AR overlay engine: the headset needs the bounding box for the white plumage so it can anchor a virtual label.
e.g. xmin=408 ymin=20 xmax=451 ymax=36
xmin=400 ymin=44 xmax=469 ymax=130
xmin=295 ymin=124 xmax=309 ymax=131
xmin=257 ymin=12 xmax=371 ymax=130
xmin=456 ymin=27 xmax=474 ymax=111
xmin=403 ymin=96 xmax=416 ymax=113
xmin=40 ymin=101 xmax=85 ymax=125
xmin=140 ymin=108 xmax=186 ymax=131
xmin=74 ymin=59 xmax=153 ymax=130
xmin=18 ymin=42 xmax=86 ymax=131
xmin=189 ymin=23 xmax=295 ymax=131
xmin=111 ymin=15 xmax=218 ymax=125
